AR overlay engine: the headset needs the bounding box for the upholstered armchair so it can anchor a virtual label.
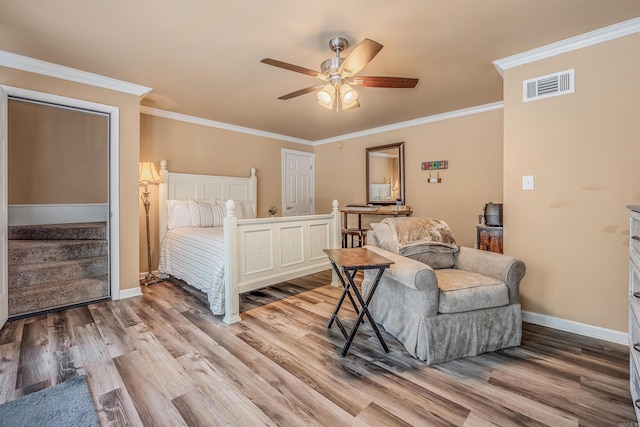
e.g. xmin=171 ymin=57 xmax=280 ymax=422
xmin=362 ymin=218 xmax=526 ymax=365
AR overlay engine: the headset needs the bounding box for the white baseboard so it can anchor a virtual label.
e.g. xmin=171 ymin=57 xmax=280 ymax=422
xmin=8 ymin=203 xmax=109 ymax=226
xmin=522 ymin=310 xmax=627 ymax=346
xmin=118 ymin=286 xmax=142 ymax=300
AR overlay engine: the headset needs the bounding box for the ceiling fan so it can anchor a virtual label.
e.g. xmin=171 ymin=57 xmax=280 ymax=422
xmin=261 ymin=37 xmax=419 ymax=111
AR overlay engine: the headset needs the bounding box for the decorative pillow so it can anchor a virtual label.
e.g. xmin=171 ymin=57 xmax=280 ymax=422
xmin=188 ymin=200 xmax=225 ymax=227
xmin=237 ymin=200 xmax=256 ymax=219
xmin=215 ymin=199 xmax=256 ymax=219
xmin=166 ymin=200 xmax=192 ymax=229
xmin=370 ymin=222 xmax=397 ymax=253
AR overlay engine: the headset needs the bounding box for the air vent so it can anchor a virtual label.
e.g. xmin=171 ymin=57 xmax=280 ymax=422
xmin=523 ymin=69 xmax=574 ymax=102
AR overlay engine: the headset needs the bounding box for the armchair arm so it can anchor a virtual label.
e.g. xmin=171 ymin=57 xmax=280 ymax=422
xmin=365 ymin=245 xmax=438 ymax=292
xmin=363 ymin=245 xmax=440 ymax=318
xmin=455 ymin=247 xmax=526 ymax=303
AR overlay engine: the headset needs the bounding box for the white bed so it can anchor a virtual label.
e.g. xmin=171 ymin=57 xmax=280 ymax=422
xmin=158 ymin=160 xmax=341 ymax=324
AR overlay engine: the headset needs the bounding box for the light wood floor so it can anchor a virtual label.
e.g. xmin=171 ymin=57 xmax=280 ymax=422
xmin=0 ymin=270 xmax=636 ymax=426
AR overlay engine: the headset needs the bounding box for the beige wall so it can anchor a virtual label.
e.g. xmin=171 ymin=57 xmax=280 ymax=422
xmin=315 ymin=109 xmax=504 ymax=248
xmin=139 ymin=113 xmax=313 ymax=272
xmin=8 ymin=99 xmax=108 ymax=204
xmin=503 ymin=34 xmax=640 ymax=332
xmin=1 ymin=66 xmax=142 ymax=292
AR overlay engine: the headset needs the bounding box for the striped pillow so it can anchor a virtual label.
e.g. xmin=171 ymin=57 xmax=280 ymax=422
xmin=215 ymin=199 xmax=256 ymax=219
xmin=188 ymin=200 xmax=226 ymax=227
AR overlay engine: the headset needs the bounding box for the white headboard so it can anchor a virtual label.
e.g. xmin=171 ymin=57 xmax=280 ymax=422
xmin=158 ymin=159 xmax=257 ymax=242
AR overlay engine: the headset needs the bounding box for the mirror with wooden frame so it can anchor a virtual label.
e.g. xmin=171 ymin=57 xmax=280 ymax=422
xmin=366 ymin=142 xmax=405 ymax=205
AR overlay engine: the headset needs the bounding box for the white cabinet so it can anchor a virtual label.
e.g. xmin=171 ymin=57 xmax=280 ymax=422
xmin=628 ymin=206 xmax=640 ymax=421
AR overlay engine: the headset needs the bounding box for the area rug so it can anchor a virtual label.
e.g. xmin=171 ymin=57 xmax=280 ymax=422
xmin=0 ymin=375 xmax=100 ymax=427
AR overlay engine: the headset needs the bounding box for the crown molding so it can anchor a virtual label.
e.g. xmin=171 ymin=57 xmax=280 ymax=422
xmin=140 ymin=106 xmax=313 ymax=145
xmin=313 ymin=101 xmax=504 ymax=145
xmin=493 ymin=17 xmax=640 ymax=76
xmin=0 ymin=50 xmax=152 ymax=96
xmin=142 ymin=102 xmax=504 ymax=146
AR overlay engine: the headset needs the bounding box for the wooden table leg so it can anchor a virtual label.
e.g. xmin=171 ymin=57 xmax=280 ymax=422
xmin=338 ymin=266 xmax=389 ymax=356
xmin=327 ymin=260 xmax=359 ymax=330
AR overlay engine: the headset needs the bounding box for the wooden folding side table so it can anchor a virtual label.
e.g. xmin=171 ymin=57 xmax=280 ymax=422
xmin=323 ymin=248 xmax=393 ymax=356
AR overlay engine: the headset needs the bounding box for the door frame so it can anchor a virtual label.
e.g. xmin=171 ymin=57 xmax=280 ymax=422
xmin=281 ymin=148 xmax=315 ymax=216
xmin=0 ymin=86 xmax=7 ymax=328
xmin=2 ymin=85 xmax=120 ymax=300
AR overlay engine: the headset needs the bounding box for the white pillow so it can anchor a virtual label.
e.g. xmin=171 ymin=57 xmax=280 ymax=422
xmin=188 ymin=200 xmax=225 ymax=227
xmin=166 ymin=200 xmax=192 ymax=229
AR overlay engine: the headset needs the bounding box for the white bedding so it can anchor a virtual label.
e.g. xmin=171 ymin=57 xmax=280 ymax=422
xmin=159 ymin=227 xmax=225 ymax=314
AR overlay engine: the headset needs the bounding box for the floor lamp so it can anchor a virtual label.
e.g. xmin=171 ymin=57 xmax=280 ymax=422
xmin=139 ymin=161 xmax=163 ymax=286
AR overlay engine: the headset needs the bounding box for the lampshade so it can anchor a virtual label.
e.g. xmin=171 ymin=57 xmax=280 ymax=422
xmin=342 ymin=99 xmax=360 ymax=110
xmin=139 ymin=161 xmax=163 ymax=186
xmin=317 ymin=84 xmax=335 ymax=107
xmin=340 ymin=84 xmax=358 ymax=104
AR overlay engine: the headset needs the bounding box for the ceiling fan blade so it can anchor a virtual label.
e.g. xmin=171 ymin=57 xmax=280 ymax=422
xmin=278 ymin=85 xmax=324 ymax=100
xmin=351 ymin=76 xmax=419 ymax=88
xmin=338 ymin=39 xmax=383 ymax=77
xmin=261 ymin=58 xmax=326 ymax=79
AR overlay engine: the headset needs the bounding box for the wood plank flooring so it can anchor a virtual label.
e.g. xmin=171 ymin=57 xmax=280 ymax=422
xmin=0 ymin=270 xmax=636 ymax=426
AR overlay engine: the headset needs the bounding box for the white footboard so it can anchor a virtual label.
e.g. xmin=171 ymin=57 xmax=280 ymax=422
xmin=158 ymin=160 xmax=340 ymax=324
xmin=223 ymin=200 xmax=341 ymax=325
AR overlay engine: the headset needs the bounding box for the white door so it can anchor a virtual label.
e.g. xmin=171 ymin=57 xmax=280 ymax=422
xmin=282 ymin=149 xmax=314 ymax=216
xmin=0 ymin=86 xmax=8 ymax=328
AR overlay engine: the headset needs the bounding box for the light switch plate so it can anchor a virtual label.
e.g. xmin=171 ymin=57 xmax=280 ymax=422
xmin=522 ymin=175 xmax=535 ymax=190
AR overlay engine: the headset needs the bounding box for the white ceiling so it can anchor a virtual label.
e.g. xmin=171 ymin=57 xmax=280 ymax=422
xmin=1 ymin=1 xmax=638 ymax=142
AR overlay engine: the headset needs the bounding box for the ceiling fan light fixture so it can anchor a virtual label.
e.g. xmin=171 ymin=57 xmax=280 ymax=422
xmin=342 ymin=98 xmax=360 ymax=110
xmin=261 ymin=36 xmax=418 ymax=112
xmin=340 ymin=84 xmax=358 ymax=104
xmin=318 ymin=99 xmax=334 ymax=110
xmin=317 ymin=84 xmax=335 ymax=106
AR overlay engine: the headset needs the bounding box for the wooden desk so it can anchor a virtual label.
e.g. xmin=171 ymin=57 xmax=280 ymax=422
xmin=323 ymin=248 xmax=393 ymax=356
xmin=341 ymin=206 xmax=412 ymax=247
